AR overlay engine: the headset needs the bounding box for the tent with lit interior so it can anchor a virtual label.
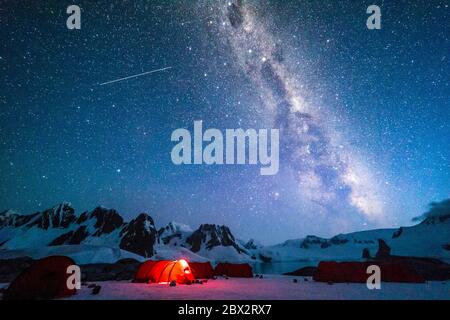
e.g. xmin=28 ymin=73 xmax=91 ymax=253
xmin=134 ymin=259 xmax=195 ymax=284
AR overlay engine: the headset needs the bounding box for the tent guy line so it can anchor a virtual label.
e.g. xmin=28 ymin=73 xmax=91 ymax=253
xmin=99 ymin=66 xmax=172 ymax=86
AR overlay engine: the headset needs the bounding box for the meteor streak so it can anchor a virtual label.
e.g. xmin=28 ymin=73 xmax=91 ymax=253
xmin=99 ymin=66 xmax=172 ymax=86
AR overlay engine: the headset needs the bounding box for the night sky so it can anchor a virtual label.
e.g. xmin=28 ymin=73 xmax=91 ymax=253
xmin=1 ymin=1 xmax=449 ymax=244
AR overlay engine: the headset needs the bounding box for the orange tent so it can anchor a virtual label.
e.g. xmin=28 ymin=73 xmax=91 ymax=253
xmin=313 ymin=261 xmax=425 ymax=283
xmin=189 ymin=262 xmax=215 ymax=279
xmin=4 ymin=256 xmax=77 ymax=300
xmin=214 ymin=263 xmax=253 ymax=278
xmin=134 ymin=259 xmax=195 ymax=284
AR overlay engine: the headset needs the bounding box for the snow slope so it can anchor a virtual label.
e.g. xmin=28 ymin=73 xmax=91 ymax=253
xmin=254 ymin=216 xmax=450 ymax=264
xmin=0 ymin=245 xmax=144 ymax=264
xmin=61 ymin=276 xmax=450 ymax=300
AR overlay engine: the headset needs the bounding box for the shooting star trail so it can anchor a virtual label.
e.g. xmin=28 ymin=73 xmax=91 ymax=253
xmin=99 ymin=66 xmax=172 ymax=86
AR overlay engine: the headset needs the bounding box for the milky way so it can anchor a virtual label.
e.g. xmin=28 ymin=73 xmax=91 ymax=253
xmin=209 ymin=1 xmax=385 ymax=222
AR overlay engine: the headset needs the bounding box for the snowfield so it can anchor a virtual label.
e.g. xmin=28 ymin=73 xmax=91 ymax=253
xmin=50 ymin=276 xmax=450 ymax=300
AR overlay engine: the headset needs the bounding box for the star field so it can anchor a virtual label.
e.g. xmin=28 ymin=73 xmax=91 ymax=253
xmin=1 ymin=1 xmax=449 ymax=243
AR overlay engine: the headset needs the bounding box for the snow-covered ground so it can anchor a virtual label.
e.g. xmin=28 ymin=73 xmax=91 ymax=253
xmin=50 ymin=276 xmax=450 ymax=300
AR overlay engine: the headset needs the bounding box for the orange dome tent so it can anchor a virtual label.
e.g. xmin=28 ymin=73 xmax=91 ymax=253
xmin=134 ymin=259 xmax=195 ymax=284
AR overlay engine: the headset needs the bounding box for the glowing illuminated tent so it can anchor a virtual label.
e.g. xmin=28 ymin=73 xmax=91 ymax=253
xmin=134 ymin=259 xmax=195 ymax=284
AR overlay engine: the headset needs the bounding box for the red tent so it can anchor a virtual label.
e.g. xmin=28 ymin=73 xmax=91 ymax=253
xmin=189 ymin=262 xmax=215 ymax=279
xmin=134 ymin=259 xmax=195 ymax=284
xmin=214 ymin=263 xmax=253 ymax=278
xmin=313 ymin=261 xmax=425 ymax=283
xmin=3 ymin=256 xmax=77 ymax=300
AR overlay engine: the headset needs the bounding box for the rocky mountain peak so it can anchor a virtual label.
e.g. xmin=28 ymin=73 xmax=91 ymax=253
xmin=420 ymin=214 xmax=450 ymax=226
xmin=0 ymin=210 xmax=38 ymax=228
xmin=186 ymin=224 xmax=247 ymax=254
xmin=299 ymin=235 xmax=329 ymax=249
xmin=88 ymin=206 xmax=124 ymax=236
xmin=119 ymin=212 xmax=157 ymax=257
xmin=135 ymin=213 xmax=155 ymax=229
xmin=414 ymin=199 xmax=450 ymax=226
xmin=243 ymin=239 xmax=262 ymax=250
xmin=27 ymin=202 xmax=76 ymax=230
xmin=158 ymin=221 xmax=192 ymax=245
xmin=165 ymin=221 xmax=192 ymax=234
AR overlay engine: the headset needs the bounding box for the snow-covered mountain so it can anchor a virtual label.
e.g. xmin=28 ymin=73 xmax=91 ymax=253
xmin=242 ymin=239 xmax=263 ymax=250
xmin=157 ymin=221 xmax=192 ymax=246
xmin=0 ymin=203 xmax=158 ymax=259
xmin=184 ymin=224 xmax=251 ymax=262
xmin=253 ymin=213 xmax=450 ymax=264
xmin=1 ymin=201 xmax=449 ymax=265
xmin=155 ymin=222 xmax=252 ymax=263
xmin=0 ymin=203 xmax=251 ymax=264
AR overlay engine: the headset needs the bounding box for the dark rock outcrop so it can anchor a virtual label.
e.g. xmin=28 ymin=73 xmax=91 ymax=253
xmin=362 ymin=248 xmax=372 ymax=259
xmin=243 ymin=239 xmax=261 ymax=250
xmin=119 ymin=213 xmax=157 ymax=257
xmin=0 ymin=211 xmax=40 ymax=228
xmin=300 ymin=235 xmax=350 ymax=249
xmin=89 ymin=207 xmax=124 ymax=236
xmin=375 ymin=239 xmax=391 ymax=259
xmin=27 ymin=203 xmax=76 ymax=230
xmin=392 ymin=227 xmax=403 ymax=238
xmin=49 ymin=226 xmax=89 ymax=246
xmin=258 ymin=253 xmax=272 ymax=263
xmin=300 ymin=236 xmax=329 ymax=249
xmin=80 ymin=258 xmax=141 ymax=282
xmin=186 ymin=224 xmax=247 ymax=254
xmin=420 ymin=213 xmax=450 ymax=226
xmin=284 ymin=266 xmax=317 ymax=277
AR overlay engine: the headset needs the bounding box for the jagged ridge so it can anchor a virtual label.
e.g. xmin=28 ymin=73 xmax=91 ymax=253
xmin=0 ymin=203 xmax=247 ymax=260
